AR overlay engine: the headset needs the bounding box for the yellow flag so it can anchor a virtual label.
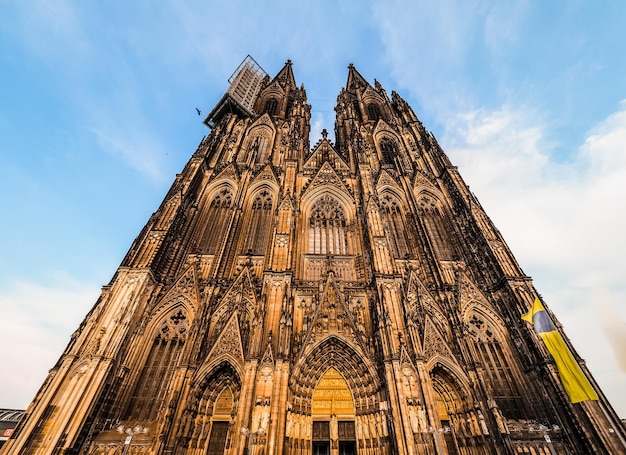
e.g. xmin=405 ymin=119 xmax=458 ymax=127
xmin=522 ymin=298 xmax=598 ymax=403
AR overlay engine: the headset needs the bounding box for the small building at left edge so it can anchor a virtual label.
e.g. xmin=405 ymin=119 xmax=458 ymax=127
xmin=0 ymin=410 xmax=23 ymax=450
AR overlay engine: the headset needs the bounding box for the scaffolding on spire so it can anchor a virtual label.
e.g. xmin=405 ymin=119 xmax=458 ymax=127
xmin=204 ymin=55 xmax=268 ymax=128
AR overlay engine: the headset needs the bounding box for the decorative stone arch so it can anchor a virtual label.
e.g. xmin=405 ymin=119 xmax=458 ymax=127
xmin=290 ymin=335 xmax=381 ymax=415
xmin=184 ymin=360 xmax=243 ymax=455
xmin=463 ymin=302 xmax=528 ymax=419
xmin=414 ymin=189 xmax=456 ymax=260
xmin=301 ymin=185 xmax=356 ymax=223
xmin=461 ymin=301 xmax=507 ymax=339
xmin=361 ymin=87 xmax=386 ymax=122
xmin=196 ymin=182 xmax=237 ymax=254
xmin=377 ymin=188 xmax=415 ymax=259
xmin=427 ymin=358 xmax=477 ymax=453
xmin=121 ymin=303 xmax=192 ymax=421
xmin=288 ymin=336 xmax=387 ymax=455
xmin=238 ymin=181 xmax=278 ymax=257
xmin=242 ymin=118 xmax=276 ymax=165
xmin=303 ymin=194 xmax=350 ymax=257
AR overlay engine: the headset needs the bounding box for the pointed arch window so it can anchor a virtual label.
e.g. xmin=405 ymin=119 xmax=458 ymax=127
xmin=125 ymin=309 xmax=189 ymax=421
xmin=253 ymin=133 xmax=270 ymax=165
xmin=308 ymin=195 xmax=348 ymax=255
xmin=417 ymin=196 xmax=455 ymax=260
xmin=367 ymin=103 xmax=381 ymax=122
xmin=380 ymin=194 xmax=412 ymax=258
xmin=199 ymin=188 xmax=234 ymax=254
xmin=243 ymin=189 xmax=274 ymax=255
xmin=468 ymin=312 xmax=526 ymax=419
xmin=264 ymin=98 xmax=279 ymax=116
xmin=379 ymin=138 xmax=396 ymax=167
xmin=352 ymin=100 xmax=362 ymax=121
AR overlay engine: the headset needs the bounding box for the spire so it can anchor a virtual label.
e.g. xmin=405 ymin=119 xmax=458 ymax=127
xmin=272 ymin=59 xmax=297 ymax=90
xmin=346 ymin=63 xmax=370 ymax=92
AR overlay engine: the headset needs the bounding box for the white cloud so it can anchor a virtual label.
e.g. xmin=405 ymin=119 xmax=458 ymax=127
xmin=89 ymin=117 xmax=168 ymax=182
xmin=0 ymin=276 xmax=99 ymax=409
xmin=442 ymin=102 xmax=626 ymax=416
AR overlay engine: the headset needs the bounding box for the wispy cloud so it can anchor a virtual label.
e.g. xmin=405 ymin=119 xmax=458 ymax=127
xmin=442 ymin=102 xmax=626 ymax=414
xmin=0 ymin=277 xmax=99 ymax=409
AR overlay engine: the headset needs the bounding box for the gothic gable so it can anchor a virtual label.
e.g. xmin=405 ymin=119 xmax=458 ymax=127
xmin=413 ymin=170 xmax=438 ymax=192
xmin=303 ymin=138 xmax=349 ymax=171
xmin=209 ymin=267 xmax=259 ymax=336
xmin=361 ymin=85 xmax=385 ymax=105
xmin=376 ymin=169 xmax=404 ymax=194
xmin=249 ymin=112 xmax=277 ymax=132
xmin=302 ymin=161 xmax=352 ymax=201
xmin=373 ymin=119 xmax=401 ymax=141
xmin=346 ymin=64 xmax=370 ymax=93
xmin=212 ymin=162 xmax=241 ymax=185
xmin=258 ymin=79 xmax=286 ymax=100
xmin=271 ymin=60 xmax=297 ymax=90
xmin=155 ymin=266 xmax=200 ymax=314
xmin=200 ymin=312 xmax=245 ymax=378
xmin=249 ymin=163 xmax=279 ymax=188
xmin=422 ymin=316 xmax=455 ymax=362
xmin=298 ymin=273 xmax=369 ymax=360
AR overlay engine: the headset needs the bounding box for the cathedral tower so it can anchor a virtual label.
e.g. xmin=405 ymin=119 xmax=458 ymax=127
xmin=4 ymin=57 xmax=625 ymax=455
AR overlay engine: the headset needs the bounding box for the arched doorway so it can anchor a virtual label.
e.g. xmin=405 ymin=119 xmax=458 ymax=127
xmin=287 ymin=337 xmax=387 ymax=455
xmin=185 ymin=362 xmax=241 ymax=455
xmin=311 ymin=368 xmax=357 ymax=455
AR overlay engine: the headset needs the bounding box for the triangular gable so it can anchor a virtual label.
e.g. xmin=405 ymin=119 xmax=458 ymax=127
xmin=299 ymin=272 xmax=368 ymax=355
xmin=399 ymin=345 xmax=419 ymax=372
xmin=223 ymin=267 xmax=258 ymax=317
xmin=213 ymin=162 xmax=240 ymax=184
xmin=158 ymin=266 xmax=200 ymax=311
xmin=206 ymin=312 xmax=245 ymax=366
xmin=361 ymin=85 xmax=385 ymax=104
xmin=373 ymin=119 xmax=400 ymax=140
xmin=260 ymin=341 xmax=274 ymax=368
xmin=303 ymin=161 xmax=351 ymax=196
xmin=346 ymin=64 xmax=370 ymax=92
xmin=422 ymin=316 xmax=455 ymax=361
xmin=271 ymin=59 xmax=297 ymax=90
xmin=376 ymin=169 xmax=403 ymax=193
xmin=458 ymin=273 xmax=499 ymax=321
xmin=304 ymin=139 xmax=349 ymax=171
xmin=278 ymin=194 xmax=294 ymax=211
xmin=250 ymin=164 xmax=279 ymax=186
xmin=413 ymin=170 xmax=438 ymax=191
xmin=248 ymin=113 xmax=277 ymax=133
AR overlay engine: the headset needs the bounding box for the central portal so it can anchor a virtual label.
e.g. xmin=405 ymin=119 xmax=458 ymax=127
xmin=311 ymin=368 xmax=357 ymax=455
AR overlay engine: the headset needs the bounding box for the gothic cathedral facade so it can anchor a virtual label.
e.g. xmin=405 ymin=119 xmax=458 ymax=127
xmin=4 ymin=58 xmax=625 ymax=455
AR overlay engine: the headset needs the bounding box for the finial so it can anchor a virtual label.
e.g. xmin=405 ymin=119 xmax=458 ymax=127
xmin=321 ymin=128 xmax=328 ymax=139
xmin=348 ymin=63 xmax=354 ymax=69
xmin=286 ymin=59 xmax=292 ymax=65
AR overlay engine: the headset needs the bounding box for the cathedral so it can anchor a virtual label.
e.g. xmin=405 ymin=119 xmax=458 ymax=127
xmin=3 ymin=57 xmax=625 ymax=455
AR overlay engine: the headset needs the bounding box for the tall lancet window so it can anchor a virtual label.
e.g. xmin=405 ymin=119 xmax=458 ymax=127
xmin=199 ymin=188 xmax=233 ymax=254
xmin=243 ymin=189 xmax=273 ymax=255
xmin=308 ymin=195 xmax=348 ymax=255
xmin=380 ymin=194 xmax=412 ymax=258
xmin=417 ymin=195 xmax=455 ymax=260
xmin=467 ymin=311 xmax=526 ymax=419
xmin=253 ymin=133 xmax=270 ymax=165
xmin=125 ymin=308 xmax=189 ymax=421
xmin=264 ymin=98 xmax=279 ymax=116
xmin=367 ymin=103 xmax=381 ymax=122
xmin=379 ymin=138 xmax=396 ymax=167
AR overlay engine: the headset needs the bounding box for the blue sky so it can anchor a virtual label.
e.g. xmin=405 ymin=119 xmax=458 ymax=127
xmin=1 ymin=1 xmax=625 ymax=418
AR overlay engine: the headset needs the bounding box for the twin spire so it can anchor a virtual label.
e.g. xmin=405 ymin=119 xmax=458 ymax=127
xmin=271 ymin=59 xmax=371 ymax=92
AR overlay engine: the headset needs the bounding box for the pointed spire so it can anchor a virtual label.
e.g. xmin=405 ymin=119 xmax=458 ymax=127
xmin=272 ymin=59 xmax=297 ymax=90
xmin=346 ymin=63 xmax=370 ymax=92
